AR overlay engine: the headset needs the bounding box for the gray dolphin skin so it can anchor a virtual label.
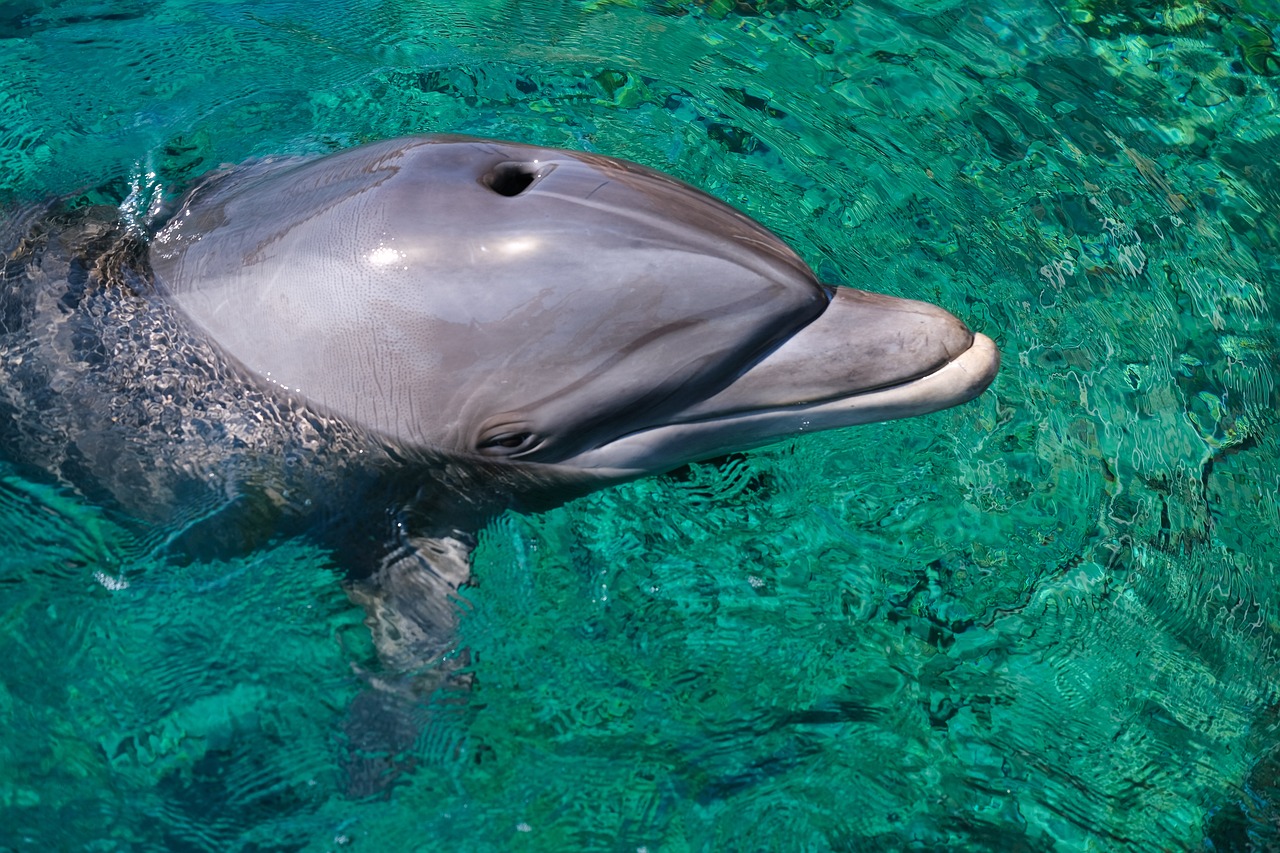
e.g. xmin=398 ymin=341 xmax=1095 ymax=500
xmin=150 ymin=134 xmax=998 ymax=490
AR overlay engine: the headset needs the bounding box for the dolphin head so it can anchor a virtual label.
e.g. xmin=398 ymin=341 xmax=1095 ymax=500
xmin=150 ymin=135 xmax=998 ymax=497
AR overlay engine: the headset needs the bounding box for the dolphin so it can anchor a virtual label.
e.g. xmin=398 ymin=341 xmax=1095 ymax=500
xmin=0 ymin=135 xmax=997 ymax=780
xmin=148 ymin=135 xmax=998 ymax=492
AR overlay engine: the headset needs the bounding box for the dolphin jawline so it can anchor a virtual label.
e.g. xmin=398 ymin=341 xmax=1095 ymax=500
xmin=564 ymin=331 xmax=1000 ymax=477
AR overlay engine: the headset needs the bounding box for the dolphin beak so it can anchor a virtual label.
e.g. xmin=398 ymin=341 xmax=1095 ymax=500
xmin=563 ymin=286 xmax=999 ymax=475
xmin=681 ymin=286 xmax=991 ymax=419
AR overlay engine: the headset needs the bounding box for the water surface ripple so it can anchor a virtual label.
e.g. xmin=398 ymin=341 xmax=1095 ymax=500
xmin=1 ymin=0 xmax=1278 ymax=849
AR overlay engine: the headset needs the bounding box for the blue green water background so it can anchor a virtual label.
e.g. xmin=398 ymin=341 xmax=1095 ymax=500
xmin=2 ymin=0 xmax=1279 ymax=849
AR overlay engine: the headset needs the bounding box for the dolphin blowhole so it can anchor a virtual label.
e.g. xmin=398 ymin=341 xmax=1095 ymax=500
xmin=482 ymin=160 xmax=546 ymax=196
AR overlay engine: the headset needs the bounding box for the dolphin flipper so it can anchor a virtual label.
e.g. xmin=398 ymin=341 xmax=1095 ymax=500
xmin=340 ymin=534 xmax=476 ymax=796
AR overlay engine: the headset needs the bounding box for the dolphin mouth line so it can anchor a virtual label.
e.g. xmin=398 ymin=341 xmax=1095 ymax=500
xmin=679 ymin=341 xmax=969 ymax=423
xmin=568 ymin=332 xmax=1000 ymax=474
xmin=675 ymin=331 xmax=999 ymax=428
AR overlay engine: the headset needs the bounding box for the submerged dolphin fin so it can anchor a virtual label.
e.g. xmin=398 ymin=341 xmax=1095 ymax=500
xmin=340 ymin=533 xmax=476 ymax=796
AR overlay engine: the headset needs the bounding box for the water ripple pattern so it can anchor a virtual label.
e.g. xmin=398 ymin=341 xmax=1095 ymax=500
xmin=0 ymin=0 xmax=1278 ymax=849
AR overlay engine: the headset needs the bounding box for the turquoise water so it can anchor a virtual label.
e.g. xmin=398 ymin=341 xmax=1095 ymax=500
xmin=2 ymin=0 xmax=1279 ymax=849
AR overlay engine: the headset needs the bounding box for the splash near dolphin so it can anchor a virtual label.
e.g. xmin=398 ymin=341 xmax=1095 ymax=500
xmin=0 ymin=135 xmax=997 ymax=784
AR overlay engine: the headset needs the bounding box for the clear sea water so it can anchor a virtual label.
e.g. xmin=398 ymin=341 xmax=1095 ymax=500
xmin=2 ymin=0 xmax=1279 ymax=849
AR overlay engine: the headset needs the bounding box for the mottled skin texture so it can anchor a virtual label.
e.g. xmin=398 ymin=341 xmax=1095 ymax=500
xmin=0 ymin=206 xmax=506 ymax=558
xmin=0 ymin=136 xmax=998 ymax=792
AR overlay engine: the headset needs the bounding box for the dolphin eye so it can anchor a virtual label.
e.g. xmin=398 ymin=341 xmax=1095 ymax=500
xmin=475 ymin=428 xmax=539 ymax=456
xmin=483 ymin=162 xmax=545 ymax=197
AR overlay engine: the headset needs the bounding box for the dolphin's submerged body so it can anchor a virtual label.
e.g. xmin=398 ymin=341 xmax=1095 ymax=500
xmin=0 ymin=135 xmax=996 ymax=774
